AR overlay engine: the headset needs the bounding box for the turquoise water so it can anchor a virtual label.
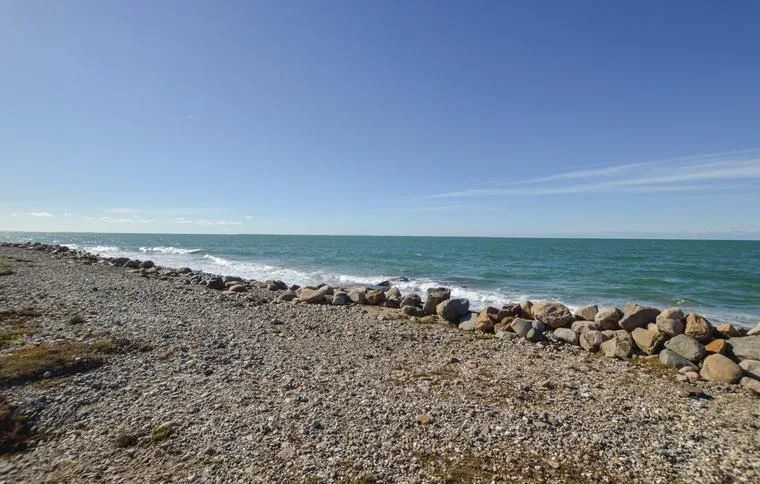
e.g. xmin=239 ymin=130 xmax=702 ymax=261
xmin=3 ymin=232 xmax=760 ymax=326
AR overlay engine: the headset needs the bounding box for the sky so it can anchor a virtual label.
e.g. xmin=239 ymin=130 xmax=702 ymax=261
xmin=1 ymin=0 xmax=760 ymax=238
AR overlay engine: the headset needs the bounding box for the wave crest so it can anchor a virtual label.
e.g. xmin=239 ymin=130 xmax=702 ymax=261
xmin=140 ymin=246 xmax=203 ymax=255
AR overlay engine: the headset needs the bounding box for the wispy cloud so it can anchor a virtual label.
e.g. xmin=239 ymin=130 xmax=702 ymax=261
xmin=176 ymin=218 xmax=243 ymax=226
xmin=29 ymin=211 xmax=53 ymax=217
xmin=101 ymin=216 xmax=154 ymax=224
xmin=106 ymin=208 xmax=139 ymax=214
xmin=426 ymin=150 xmax=760 ymax=199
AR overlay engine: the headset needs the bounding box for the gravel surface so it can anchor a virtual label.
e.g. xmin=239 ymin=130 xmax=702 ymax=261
xmin=1 ymin=246 xmax=758 ymax=483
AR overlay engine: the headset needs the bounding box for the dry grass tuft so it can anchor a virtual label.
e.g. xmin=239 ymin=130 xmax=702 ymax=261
xmin=0 ymin=261 xmax=13 ymax=276
xmin=0 ymin=339 xmax=116 ymax=387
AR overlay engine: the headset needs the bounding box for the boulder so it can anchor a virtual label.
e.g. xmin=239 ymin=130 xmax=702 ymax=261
xmin=600 ymin=332 xmax=634 ymax=359
xmin=206 ymin=277 xmax=225 ymax=290
xmin=496 ymin=330 xmax=519 ymax=341
xmin=554 ymin=328 xmax=579 ymax=345
xmin=659 ymin=349 xmax=698 ymax=371
xmin=531 ymin=302 xmax=574 ymax=329
xmin=475 ymin=309 xmax=496 ymax=333
xmin=715 ymin=323 xmax=742 ymax=339
xmin=519 ymin=301 xmax=533 ymax=319
xmin=728 ymin=335 xmax=760 ymax=361
xmin=228 ymin=284 xmax=247 ymax=293
xmin=740 ymin=376 xmax=760 ymax=394
xmin=704 ymin=339 xmax=728 ymax=355
xmin=140 ymin=260 xmax=155 ymax=269
xmin=594 ymin=307 xmax=624 ymax=330
xmin=384 ymin=297 xmax=401 ymax=308
xmin=385 ymin=287 xmax=402 ymax=299
xmin=574 ymin=304 xmax=598 ymax=322
xmin=423 ymin=287 xmax=451 ymax=315
xmin=498 ymin=303 xmax=522 ymax=321
xmin=632 ymin=327 xmax=666 ymax=355
xmin=747 ymin=323 xmax=760 ymax=336
xmin=656 ymin=318 xmax=685 ymax=338
xmin=402 ymin=305 xmax=426 ymax=317
xmin=684 ymin=313 xmax=714 ymax=343
xmin=436 ymin=298 xmax=470 ymax=324
xmin=618 ymin=305 xmax=660 ymax=332
xmin=278 ymin=290 xmax=297 ymax=302
xmin=400 ymin=293 xmax=422 ymax=308
xmin=348 ymin=289 xmax=367 ymax=305
xmin=664 ymin=334 xmax=706 ymax=363
xmin=700 ymin=354 xmax=742 ymax=384
xmin=298 ymin=286 xmax=331 ymax=304
xmin=656 ymin=307 xmax=685 ymax=323
xmin=457 ymin=313 xmax=478 ymax=331
xmin=571 ymin=320 xmax=600 ymax=334
xmin=266 ymin=280 xmax=288 ymax=291
xmin=112 ymin=257 xmax=130 ymax=266
xmin=525 ymin=328 xmax=545 ymax=342
xmin=532 ymin=320 xmax=549 ymax=333
xmin=123 ymin=259 xmax=140 ymax=269
xmin=332 ymin=292 xmax=349 ymax=305
xmin=365 ymin=290 xmax=386 ymax=306
xmin=580 ymin=330 xmax=606 ymax=352
xmin=511 ymin=318 xmax=533 ymax=338
xmin=739 ymin=359 xmax=760 ymax=380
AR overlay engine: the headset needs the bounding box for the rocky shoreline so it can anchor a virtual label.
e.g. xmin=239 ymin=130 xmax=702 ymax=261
xmin=1 ymin=242 xmax=759 ymax=482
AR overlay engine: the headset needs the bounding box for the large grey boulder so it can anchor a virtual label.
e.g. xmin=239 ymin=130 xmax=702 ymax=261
xmin=206 ymin=277 xmax=225 ymax=290
xmin=580 ymin=330 xmax=607 ymax=352
xmin=365 ymin=289 xmax=386 ymax=306
xmin=600 ymin=331 xmax=634 ymax=359
xmin=402 ymin=305 xmax=426 ymax=317
xmin=618 ymin=305 xmax=660 ymax=332
xmin=331 ymin=292 xmax=349 ymax=305
xmin=423 ymin=287 xmax=451 ymax=315
xmin=298 ymin=286 xmax=331 ymax=304
xmin=594 ymin=307 xmax=624 ymax=330
xmin=747 ymin=323 xmax=760 ymax=336
xmin=436 ymin=298 xmax=470 ymax=323
xmin=655 ymin=307 xmax=686 ymax=337
xmin=659 ymin=349 xmax=698 ymax=370
xmin=400 ymin=293 xmax=422 ymax=308
xmin=348 ymin=288 xmax=367 ymax=304
xmin=664 ymin=334 xmax=705 ymax=363
xmin=510 ymin=318 xmax=533 ymax=338
xmin=574 ymin=304 xmax=598 ymax=322
xmin=531 ymin=302 xmax=574 ymax=329
xmin=554 ymin=328 xmax=579 ymax=345
xmin=728 ymin=335 xmax=760 ymax=361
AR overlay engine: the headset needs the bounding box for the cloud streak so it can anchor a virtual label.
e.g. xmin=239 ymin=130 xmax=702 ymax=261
xmin=427 ymin=151 xmax=760 ymax=199
xmin=176 ymin=218 xmax=243 ymax=226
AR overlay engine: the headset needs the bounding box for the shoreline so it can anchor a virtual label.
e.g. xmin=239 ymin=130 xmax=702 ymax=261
xmin=1 ymin=242 xmax=759 ymax=481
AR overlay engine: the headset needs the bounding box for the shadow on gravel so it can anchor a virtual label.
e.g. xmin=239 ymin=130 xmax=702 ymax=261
xmin=0 ymin=395 xmax=32 ymax=454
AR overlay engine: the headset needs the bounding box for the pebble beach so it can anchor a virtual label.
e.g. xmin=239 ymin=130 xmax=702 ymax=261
xmin=1 ymin=243 xmax=759 ymax=482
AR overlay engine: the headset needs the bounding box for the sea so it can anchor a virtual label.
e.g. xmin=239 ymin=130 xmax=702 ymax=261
xmin=2 ymin=232 xmax=759 ymax=327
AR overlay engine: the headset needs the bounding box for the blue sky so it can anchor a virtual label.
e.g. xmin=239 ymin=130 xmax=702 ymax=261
xmin=2 ymin=0 xmax=760 ymax=238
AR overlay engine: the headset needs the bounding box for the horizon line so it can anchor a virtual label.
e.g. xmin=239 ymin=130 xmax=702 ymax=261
xmin=1 ymin=229 xmax=759 ymax=242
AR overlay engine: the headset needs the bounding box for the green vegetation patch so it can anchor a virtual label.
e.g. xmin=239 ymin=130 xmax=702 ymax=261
xmin=0 ymin=261 xmax=13 ymax=276
xmin=0 ymin=339 xmax=116 ymax=387
xmin=0 ymin=309 xmax=42 ymax=348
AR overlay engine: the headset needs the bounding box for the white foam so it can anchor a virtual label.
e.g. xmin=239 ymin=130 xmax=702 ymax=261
xmin=139 ymin=246 xmax=202 ymax=255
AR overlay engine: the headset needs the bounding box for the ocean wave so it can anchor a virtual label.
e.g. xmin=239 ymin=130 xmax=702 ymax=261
xmin=83 ymin=245 xmax=122 ymax=254
xmin=197 ymin=254 xmax=547 ymax=311
xmin=139 ymin=246 xmax=203 ymax=255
